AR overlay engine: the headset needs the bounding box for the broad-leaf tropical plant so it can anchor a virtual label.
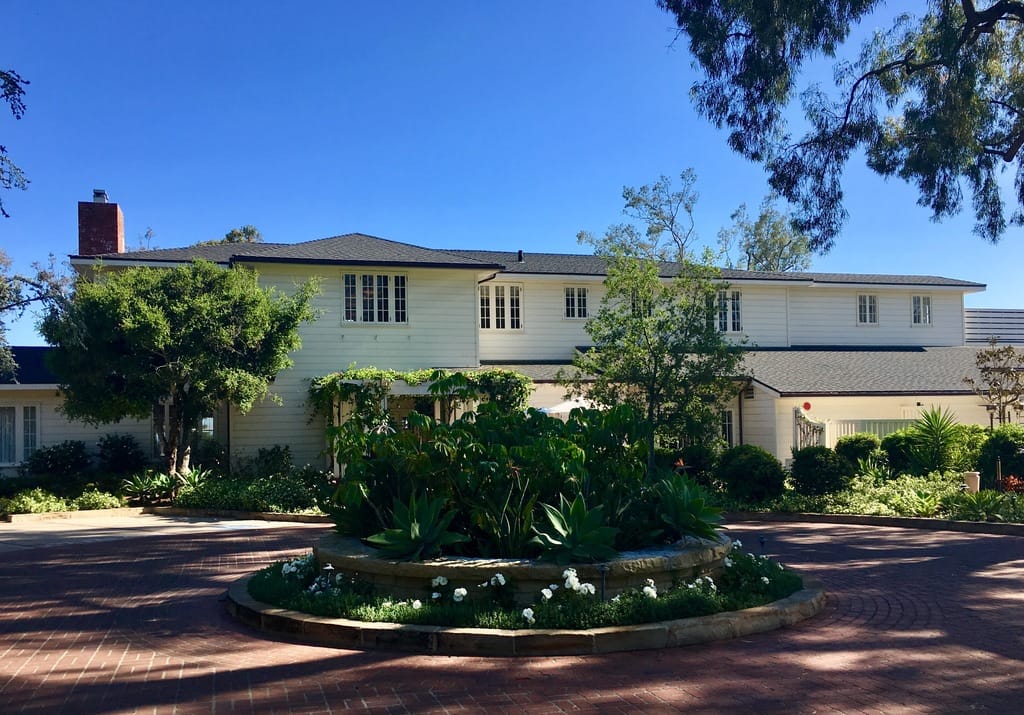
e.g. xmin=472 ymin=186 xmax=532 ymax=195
xmin=530 ymin=492 xmax=619 ymax=566
xmin=365 ymin=491 xmax=469 ymax=561
xmin=654 ymin=471 xmax=723 ymax=542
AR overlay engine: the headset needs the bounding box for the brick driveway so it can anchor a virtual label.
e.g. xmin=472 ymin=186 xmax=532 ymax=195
xmin=1 ymin=516 xmax=1022 ymax=714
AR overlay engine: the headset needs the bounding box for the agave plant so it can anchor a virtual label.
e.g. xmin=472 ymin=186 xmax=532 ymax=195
xmin=530 ymin=492 xmax=619 ymax=566
xmin=365 ymin=492 xmax=469 ymax=561
xmin=654 ymin=472 xmax=723 ymax=541
xmin=940 ymin=490 xmax=1010 ymax=522
xmin=120 ymin=471 xmax=175 ymax=505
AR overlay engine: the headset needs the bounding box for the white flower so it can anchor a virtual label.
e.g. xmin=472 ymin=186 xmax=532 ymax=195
xmin=382 ymin=600 xmax=393 ymax=608
xmin=412 ymin=600 xmax=422 ymax=609
xmin=724 ymin=557 xmax=734 ymax=568
xmin=562 ymin=568 xmax=577 ymax=580
xmin=579 ymin=582 xmax=596 ymax=596
xmin=761 ymin=576 xmax=770 ymax=585
xmin=548 ymin=584 xmax=559 ymax=591
xmin=522 ymin=607 xmax=535 ymax=625
xmin=687 ymin=582 xmax=697 ymax=589
xmin=733 ymin=539 xmax=743 ymax=549
xmin=645 ymin=578 xmax=655 ymax=588
xmin=453 ymin=587 xmax=468 ymax=603
xmin=431 ymin=592 xmax=441 ymax=600
xmin=611 ymin=594 xmax=621 ymax=602
xmin=541 ymin=588 xmax=553 ymax=601
xmin=431 ymin=576 xmax=448 ymax=588
xmin=478 ymin=581 xmax=489 ymax=588
xmin=564 ymin=571 xmax=581 ymax=590
xmin=490 ymin=573 xmax=506 ymax=586
xmin=704 ymin=577 xmax=717 ymax=591
xmin=642 ymin=585 xmax=658 ymax=599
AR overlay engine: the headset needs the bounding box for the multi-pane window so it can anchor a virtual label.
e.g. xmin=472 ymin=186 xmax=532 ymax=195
xmin=343 ymin=273 xmax=408 ymax=324
xmin=22 ymin=406 xmax=37 ymax=461
xmin=564 ymin=287 xmax=588 ymax=319
xmin=857 ymin=294 xmax=878 ymax=325
xmin=720 ymin=410 xmax=734 ymax=448
xmin=479 ymin=284 xmax=522 ymax=330
xmin=717 ymin=290 xmax=742 ymax=332
xmin=0 ymin=405 xmax=39 ymax=465
xmin=912 ymin=295 xmax=932 ymax=325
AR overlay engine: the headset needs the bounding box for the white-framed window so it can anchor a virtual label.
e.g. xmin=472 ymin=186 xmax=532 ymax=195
xmin=857 ymin=294 xmax=878 ymax=325
xmin=912 ymin=295 xmax=932 ymax=325
xmin=479 ymin=284 xmax=523 ymax=330
xmin=343 ymin=273 xmax=408 ymax=324
xmin=564 ymin=287 xmax=589 ymax=319
xmin=720 ymin=410 xmax=735 ymax=447
xmin=0 ymin=404 xmax=40 ymax=465
xmin=717 ymin=290 xmax=742 ymax=332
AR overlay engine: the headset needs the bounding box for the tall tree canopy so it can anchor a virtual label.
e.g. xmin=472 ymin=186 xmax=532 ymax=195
xmin=40 ymin=261 xmax=318 ymax=474
xmin=570 ymin=172 xmax=744 ymax=470
xmin=659 ymin=1 xmax=1024 ymax=248
xmin=718 ymin=197 xmax=813 ymax=272
xmin=1 ymin=69 xmax=29 ymax=218
xmin=0 ymin=250 xmax=68 ymax=377
xmin=196 ymin=224 xmax=264 ymax=246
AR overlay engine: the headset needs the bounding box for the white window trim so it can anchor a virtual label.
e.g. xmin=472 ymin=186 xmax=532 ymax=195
xmin=720 ymin=409 xmax=735 ymax=448
xmin=911 ymin=294 xmax=933 ymax=327
xmin=480 ymin=283 xmax=524 ymax=331
xmin=342 ymin=272 xmax=409 ymax=326
xmin=563 ymin=286 xmax=589 ymax=320
xmin=857 ymin=294 xmax=879 ymax=326
xmin=716 ymin=289 xmax=742 ymax=333
xmin=0 ymin=403 xmax=41 ymax=466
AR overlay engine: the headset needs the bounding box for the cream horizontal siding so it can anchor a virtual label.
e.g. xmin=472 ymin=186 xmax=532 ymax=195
xmin=227 ymin=263 xmax=482 ymax=466
xmin=735 ymin=386 xmax=780 ymax=455
xmin=478 ymin=278 xmax=605 ymax=362
xmin=728 ymin=285 xmax=789 ymax=347
xmin=787 ymin=288 xmax=965 ymax=347
xmin=1 ymin=389 xmax=153 ymax=474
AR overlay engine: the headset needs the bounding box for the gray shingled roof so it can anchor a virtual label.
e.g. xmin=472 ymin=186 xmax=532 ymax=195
xmin=740 ymin=347 xmax=984 ymax=396
xmin=1 ymin=347 xmax=58 ymax=385
xmin=74 ymin=234 xmax=983 ymax=288
xmin=76 ymin=233 xmax=503 ymax=270
xmin=446 ymin=249 xmax=983 ymax=288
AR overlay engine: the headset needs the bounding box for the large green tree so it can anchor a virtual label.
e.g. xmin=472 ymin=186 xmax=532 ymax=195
xmin=196 ymin=224 xmax=264 ymax=247
xmin=40 ymin=260 xmax=318 ymax=474
xmin=1 ymin=68 xmax=29 ymax=218
xmin=570 ymin=172 xmax=744 ymax=470
xmin=718 ymin=197 xmax=813 ymax=272
xmin=659 ymin=1 xmax=1024 ymax=248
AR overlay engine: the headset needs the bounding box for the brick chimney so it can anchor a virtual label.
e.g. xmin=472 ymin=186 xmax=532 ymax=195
xmin=78 ymin=189 xmax=124 ymax=255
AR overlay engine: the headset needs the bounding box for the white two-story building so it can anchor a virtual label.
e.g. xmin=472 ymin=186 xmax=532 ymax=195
xmin=0 ymin=193 xmax=1000 ymax=471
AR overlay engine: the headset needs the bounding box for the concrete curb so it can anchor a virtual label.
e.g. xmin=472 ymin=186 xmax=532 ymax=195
xmin=225 ymin=573 xmax=826 ymax=656
xmin=727 ymin=511 xmax=1024 ymax=536
xmin=146 ymin=506 xmax=332 ymax=523
xmin=2 ymin=507 xmax=148 ymax=523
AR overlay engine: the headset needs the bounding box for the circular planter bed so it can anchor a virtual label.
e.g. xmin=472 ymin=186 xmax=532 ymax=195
xmin=314 ymin=533 xmax=734 ymax=606
xmin=225 ymin=572 xmax=825 ymax=656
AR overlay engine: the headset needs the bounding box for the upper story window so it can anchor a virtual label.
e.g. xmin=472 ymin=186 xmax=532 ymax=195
xmin=480 ymin=284 xmax=522 ymax=330
xmin=717 ymin=290 xmax=742 ymax=332
xmin=564 ymin=287 xmax=588 ymax=319
xmin=343 ymin=273 xmax=407 ymax=324
xmin=912 ymin=295 xmax=932 ymax=325
xmin=857 ymin=294 xmax=878 ymax=325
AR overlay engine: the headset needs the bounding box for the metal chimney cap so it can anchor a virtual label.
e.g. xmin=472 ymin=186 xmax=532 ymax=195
xmin=92 ymin=189 xmax=109 ymax=203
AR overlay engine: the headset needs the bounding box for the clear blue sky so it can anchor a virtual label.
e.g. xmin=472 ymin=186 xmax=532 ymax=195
xmin=4 ymin=1 xmax=1021 ymax=346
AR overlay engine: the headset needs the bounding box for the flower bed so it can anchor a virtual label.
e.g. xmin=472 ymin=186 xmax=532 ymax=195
xmin=313 ymin=532 xmax=733 ymax=606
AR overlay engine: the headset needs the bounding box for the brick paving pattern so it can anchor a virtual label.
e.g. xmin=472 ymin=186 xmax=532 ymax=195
xmin=1 ymin=516 xmax=1023 ymax=714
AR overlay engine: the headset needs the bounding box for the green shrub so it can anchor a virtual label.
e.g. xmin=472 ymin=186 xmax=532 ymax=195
xmin=1 ymin=487 xmax=71 ymax=514
xmin=978 ymin=424 xmax=1024 ymax=490
xmin=789 ymin=446 xmax=853 ymax=495
xmin=940 ymin=490 xmax=1012 ymax=522
xmin=245 ymin=473 xmax=319 ymax=512
xmin=191 ymin=437 xmax=228 ymax=474
xmin=952 ymin=424 xmax=988 ymax=472
xmin=880 ymin=429 xmax=916 ymax=477
xmin=22 ymin=441 xmax=91 ymax=477
xmin=173 ymin=479 xmax=250 ymax=510
xmin=97 ymin=434 xmax=148 ymax=476
xmin=72 ymin=489 xmax=124 ymax=511
xmin=717 ymin=444 xmax=786 ymax=504
xmin=234 ymin=445 xmax=293 ymax=482
xmin=834 ymin=433 xmax=880 ymax=468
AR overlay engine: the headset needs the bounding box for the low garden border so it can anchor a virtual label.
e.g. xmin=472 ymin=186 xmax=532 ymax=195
xmin=225 ymin=573 xmax=825 ymax=656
